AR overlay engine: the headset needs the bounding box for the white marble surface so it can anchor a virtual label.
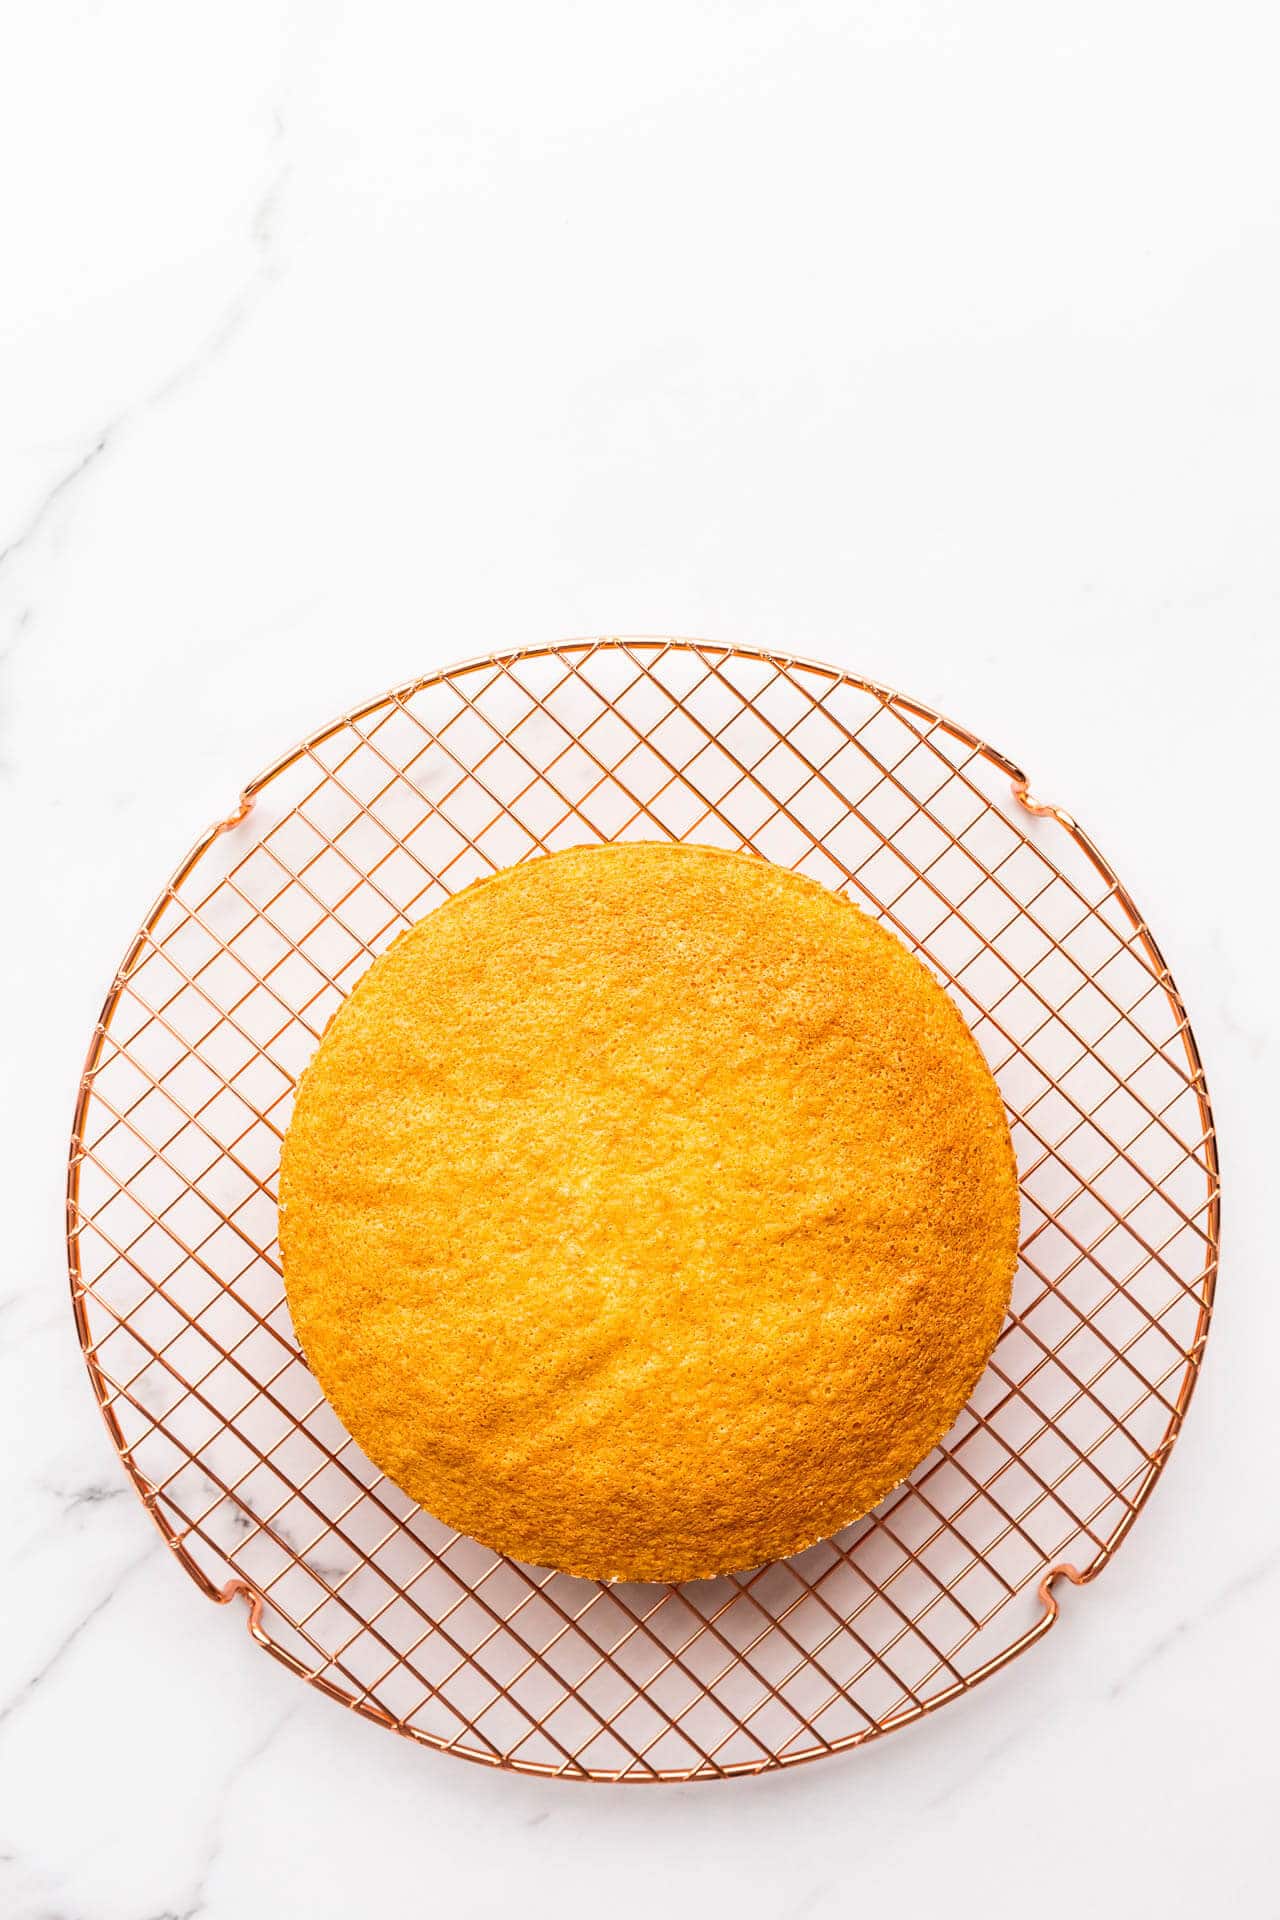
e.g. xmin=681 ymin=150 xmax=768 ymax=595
xmin=2 ymin=4 xmax=1277 ymax=1915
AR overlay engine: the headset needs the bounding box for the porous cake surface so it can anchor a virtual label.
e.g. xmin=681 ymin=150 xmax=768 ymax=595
xmin=280 ymin=842 xmax=1019 ymax=1583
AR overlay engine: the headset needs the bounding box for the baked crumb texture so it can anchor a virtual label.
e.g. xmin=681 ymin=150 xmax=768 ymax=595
xmin=279 ymin=843 xmax=1020 ymax=1584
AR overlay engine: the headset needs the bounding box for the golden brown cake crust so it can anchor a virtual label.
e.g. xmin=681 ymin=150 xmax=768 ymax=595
xmin=279 ymin=843 xmax=1019 ymax=1583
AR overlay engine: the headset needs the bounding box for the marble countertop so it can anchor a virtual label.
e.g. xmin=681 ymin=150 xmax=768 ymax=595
xmin=2 ymin=5 xmax=1276 ymax=1915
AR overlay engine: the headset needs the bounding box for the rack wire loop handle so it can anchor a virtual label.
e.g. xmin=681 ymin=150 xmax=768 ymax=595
xmin=211 ymin=792 xmax=255 ymax=837
xmin=1036 ymin=1562 xmax=1089 ymax=1623
xmin=1011 ymin=775 xmax=1077 ymax=830
xmin=214 ymin=1576 xmax=265 ymax=1632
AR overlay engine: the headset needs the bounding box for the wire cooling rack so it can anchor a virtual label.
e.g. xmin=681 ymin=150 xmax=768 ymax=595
xmin=66 ymin=640 xmax=1218 ymax=1781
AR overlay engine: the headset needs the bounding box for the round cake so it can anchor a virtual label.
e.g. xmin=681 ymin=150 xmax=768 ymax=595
xmin=279 ymin=842 xmax=1019 ymax=1583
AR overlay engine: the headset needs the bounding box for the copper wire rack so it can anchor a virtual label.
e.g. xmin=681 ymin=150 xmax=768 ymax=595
xmin=66 ymin=639 xmax=1219 ymax=1782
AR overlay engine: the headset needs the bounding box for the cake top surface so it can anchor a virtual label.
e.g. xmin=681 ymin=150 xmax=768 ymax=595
xmin=279 ymin=841 xmax=1019 ymax=1583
